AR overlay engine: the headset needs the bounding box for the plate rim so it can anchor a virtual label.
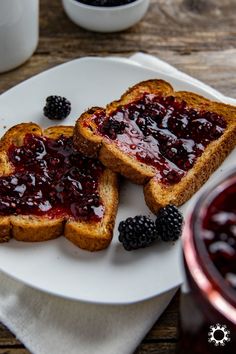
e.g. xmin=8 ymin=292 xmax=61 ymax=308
xmin=1 ymin=56 xmax=222 ymax=102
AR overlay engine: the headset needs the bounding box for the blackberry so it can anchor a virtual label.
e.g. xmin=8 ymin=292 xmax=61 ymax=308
xmin=101 ymin=119 xmax=127 ymax=139
xmin=76 ymin=1 xmax=136 ymax=7
xmin=43 ymin=95 xmax=71 ymax=120
xmin=155 ymin=205 xmax=183 ymax=242
xmin=118 ymin=215 xmax=157 ymax=251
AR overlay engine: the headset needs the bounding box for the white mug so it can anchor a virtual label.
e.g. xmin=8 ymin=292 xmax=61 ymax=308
xmin=0 ymin=0 xmax=39 ymax=73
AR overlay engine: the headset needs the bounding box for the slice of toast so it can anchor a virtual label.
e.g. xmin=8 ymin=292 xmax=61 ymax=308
xmin=0 ymin=123 xmax=118 ymax=251
xmin=73 ymin=79 xmax=236 ymax=214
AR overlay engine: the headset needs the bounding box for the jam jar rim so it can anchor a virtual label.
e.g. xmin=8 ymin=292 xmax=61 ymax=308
xmin=183 ymin=169 xmax=236 ymax=325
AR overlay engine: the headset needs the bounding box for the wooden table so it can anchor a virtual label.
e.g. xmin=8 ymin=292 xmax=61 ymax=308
xmin=0 ymin=0 xmax=235 ymax=353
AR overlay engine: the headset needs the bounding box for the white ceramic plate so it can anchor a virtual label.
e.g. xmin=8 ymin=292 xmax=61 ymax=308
xmin=0 ymin=57 xmax=235 ymax=304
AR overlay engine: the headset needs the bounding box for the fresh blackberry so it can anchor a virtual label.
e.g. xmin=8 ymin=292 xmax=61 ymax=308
xmin=43 ymin=95 xmax=71 ymax=120
xmin=101 ymin=119 xmax=127 ymax=139
xmin=118 ymin=215 xmax=157 ymax=251
xmin=155 ymin=205 xmax=183 ymax=242
xmin=77 ymin=1 xmax=136 ymax=7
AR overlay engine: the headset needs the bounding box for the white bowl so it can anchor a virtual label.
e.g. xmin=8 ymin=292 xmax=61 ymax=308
xmin=62 ymin=0 xmax=150 ymax=33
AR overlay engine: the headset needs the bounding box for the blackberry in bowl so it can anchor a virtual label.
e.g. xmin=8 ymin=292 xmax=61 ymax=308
xmin=76 ymin=1 xmax=137 ymax=6
xmin=62 ymin=0 xmax=150 ymax=33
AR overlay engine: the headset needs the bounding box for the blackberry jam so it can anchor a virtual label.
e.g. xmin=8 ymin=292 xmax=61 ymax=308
xmin=94 ymin=93 xmax=226 ymax=185
xmin=178 ymin=171 xmax=236 ymax=353
xmin=0 ymin=134 xmax=104 ymax=221
xmin=202 ymin=180 xmax=236 ymax=289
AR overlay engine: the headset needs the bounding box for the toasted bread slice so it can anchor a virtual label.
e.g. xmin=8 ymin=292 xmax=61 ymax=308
xmin=0 ymin=123 xmax=118 ymax=251
xmin=74 ymin=79 xmax=236 ymax=214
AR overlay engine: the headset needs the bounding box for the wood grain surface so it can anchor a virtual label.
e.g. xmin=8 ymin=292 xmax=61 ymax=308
xmin=0 ymin=0 xmax=235 ymax=353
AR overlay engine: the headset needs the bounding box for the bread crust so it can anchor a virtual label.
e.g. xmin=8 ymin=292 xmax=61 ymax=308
xmin=74 ymin=79 xmax=236 ymax=214
xmin=0 ymin=123 xmax=119 ymax=251
xmin=65 ymin=168 xmax=118 ymax=251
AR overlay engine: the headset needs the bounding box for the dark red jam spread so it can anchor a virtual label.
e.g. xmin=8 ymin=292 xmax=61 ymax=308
xmin=201 ymin=180 xmax=236 ymax=290
xmin=0 ymin=134 xmax=104 ymax=221
xmin=93 ymin=93 xmax=226 ymax=184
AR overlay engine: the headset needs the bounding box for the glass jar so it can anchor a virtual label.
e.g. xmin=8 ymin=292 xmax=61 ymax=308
xmin=177 ymin=170 xmax=236 ymax=353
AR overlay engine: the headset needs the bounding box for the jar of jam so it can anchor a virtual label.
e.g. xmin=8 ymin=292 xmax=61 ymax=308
xmin=178 ymin=170 xmax=236 ymax=353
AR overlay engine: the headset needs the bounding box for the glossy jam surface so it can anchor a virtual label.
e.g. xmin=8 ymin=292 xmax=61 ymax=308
xmin=0 ymin=134 xmax=104 ymax=221
xmin=202 ymin=181 xmax=236 ymax=290
xmin=94 ymin=93 xmax=226 ymax=184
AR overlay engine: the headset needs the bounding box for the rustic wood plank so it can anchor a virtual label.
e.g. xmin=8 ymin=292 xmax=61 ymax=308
xmin=158 ymin=49 xmax=236 ymax=97
xmin=38 ymin=0 xmax=236 ymax=52
xmin=0 ymin=350 xmax=29 ymax=354
xmin=1 ymin=49 xmax=236 ymax=97
xmin=134 ymin=342 xmax=176 ymax=354
xmin=0 ymin=0 xmax=235 ymax=97
xmin=0 ymin=325 xmax=21 ymax=347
